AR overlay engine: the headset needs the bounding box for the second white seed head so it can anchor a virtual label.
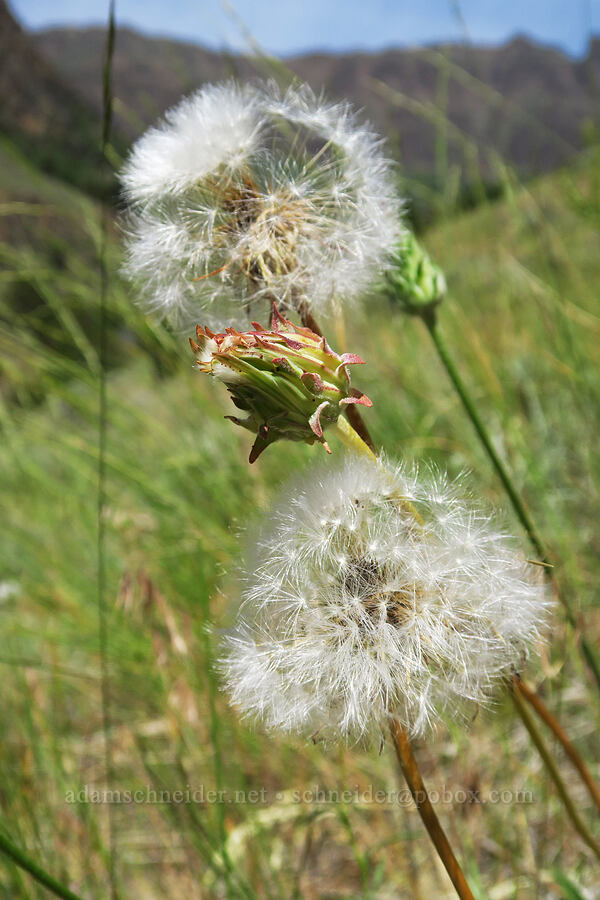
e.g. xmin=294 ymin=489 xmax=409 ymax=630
xmin=222 ymin=456 xmax=551 ymax=742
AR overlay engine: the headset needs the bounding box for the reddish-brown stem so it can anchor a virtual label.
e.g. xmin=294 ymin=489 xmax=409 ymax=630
xmin=511 ymin=681 xmax=600 ymax=860
xmin=389 ymin=718 xmax=476 ymax=900
xmin=296 ymin=300 xmax=323 ymax=338
xmin=514 ymin=675 xmax=600 ymax=814
xmin=296 ymin=303 xmax=377 ymax=453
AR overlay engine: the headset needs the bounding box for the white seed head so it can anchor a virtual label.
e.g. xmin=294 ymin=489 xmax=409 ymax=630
xmin=120 ymin=81 xmax=403 ymax=331
xmin=221 ymin=456 xmax=551 ymax=742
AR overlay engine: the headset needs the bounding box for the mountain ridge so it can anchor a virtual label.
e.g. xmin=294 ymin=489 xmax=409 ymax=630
xmin=2 ymin=0 xmax=599 ymax=205
xmin=0 ymin=0 xmax=110 ymax=194
xmin=33 ymin=24 xmax=600 ymax=183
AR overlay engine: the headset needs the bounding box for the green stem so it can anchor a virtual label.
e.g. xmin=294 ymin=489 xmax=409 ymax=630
xmin=0 ymin=830 xmax=84 ymax=900
xmin=423 ymin=310 xmax=600 ymax=693
xmin=511 ymin=683 xmax=600 ymax=861
xmin=332 ymin=417 xmax=426 ymax=525
xmin=425 ymin=312 xmax=544 ymax=557
xmin=331 ymin=415 xmax=379 ymax=461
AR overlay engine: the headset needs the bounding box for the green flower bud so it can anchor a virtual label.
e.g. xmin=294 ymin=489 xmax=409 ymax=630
xmin=383 ymin=231 xmax=447 ymax=315
xmin=190 ymin=305 xmax=372 ymax=462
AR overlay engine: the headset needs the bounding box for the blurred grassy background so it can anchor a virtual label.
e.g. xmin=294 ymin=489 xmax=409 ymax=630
xmin=0 ymin=27 xmax=599 ymax=898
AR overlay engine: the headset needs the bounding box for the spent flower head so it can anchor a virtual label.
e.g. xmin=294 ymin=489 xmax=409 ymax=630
xmin=121 ymin=81 xmax=402 ymax=331
xmin=222 ymin=456 xmax=550 ymax=742
xmin=190 ymin=305 xmax=372 ymax=462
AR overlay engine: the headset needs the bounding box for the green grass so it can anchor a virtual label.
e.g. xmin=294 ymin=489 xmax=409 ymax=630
xmin=0 ymin=137 xmax=599 ymax=897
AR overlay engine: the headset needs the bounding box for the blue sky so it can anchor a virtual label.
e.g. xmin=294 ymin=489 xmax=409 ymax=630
xmin=10 ymin=0 xmax=599 ymax=57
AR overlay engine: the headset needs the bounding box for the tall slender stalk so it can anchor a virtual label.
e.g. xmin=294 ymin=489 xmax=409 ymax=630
xmin=0 ymin=830 xmax=84 ymax=900
xmin=514 ymin=675 xmax=600 ymax=813
xmin=389 ymin=719 xmax=476 ymax=900
xmin=510 ymin=681 xmax=600 ymax=861
xmin=423 ymin=308 xmax=600 ymax=693
xmin=98 ymin=4 xmax=118 ymax=897
xmin=424 ymin=311 xmax=544 ymax=556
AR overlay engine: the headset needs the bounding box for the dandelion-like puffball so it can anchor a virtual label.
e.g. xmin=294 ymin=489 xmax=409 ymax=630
xmin=222 ymin=457 xmax=550 ymax=742
xmin=120 ymin=81 xmax=402 ymax=331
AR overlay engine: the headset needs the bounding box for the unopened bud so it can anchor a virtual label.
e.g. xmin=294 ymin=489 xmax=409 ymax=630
xmin=383 ymin=231 xmax=447 ymax=315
